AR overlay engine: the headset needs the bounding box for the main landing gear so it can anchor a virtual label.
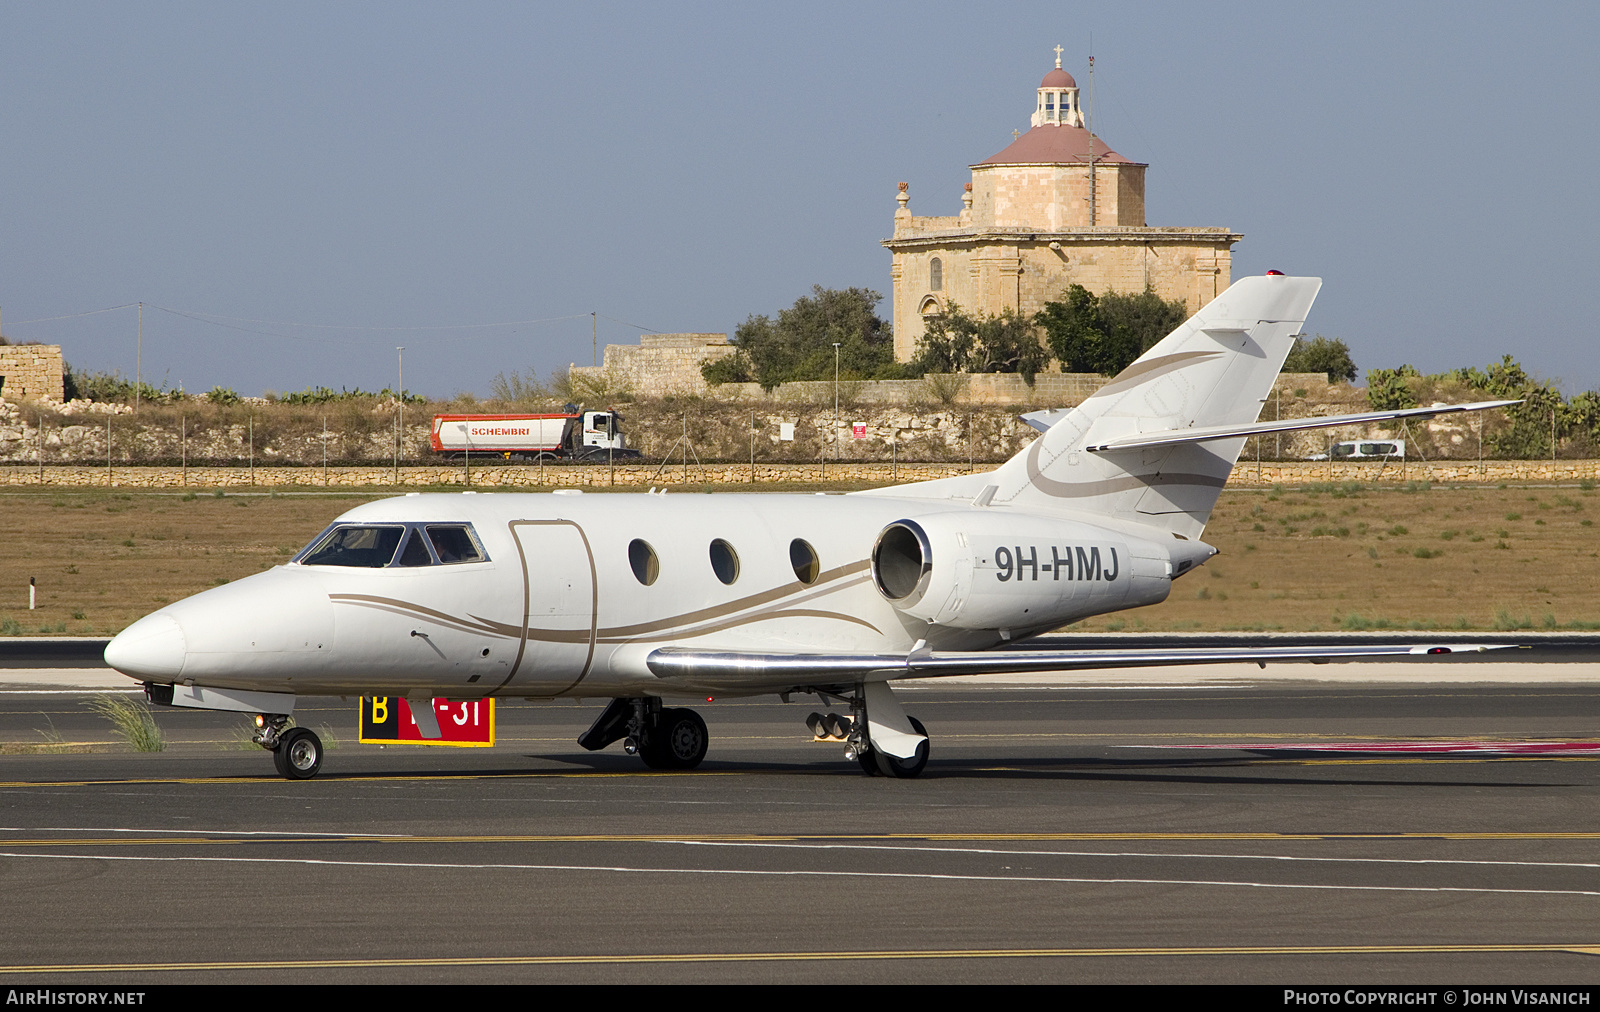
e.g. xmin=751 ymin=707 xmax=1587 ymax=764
xmin=254 ymin=713 xmax=324 ymax=780
xmin=579 ymin=696 xmax=708 ymax=770
xmin=809 ymin=682 xmax=929 ymax=778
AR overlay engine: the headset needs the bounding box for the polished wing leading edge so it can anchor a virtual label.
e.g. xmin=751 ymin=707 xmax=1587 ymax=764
xmin=1021 ymin=400 xmax=1522 ymax=451
xmin=646 ymin=642 xmax=1515 ymax=690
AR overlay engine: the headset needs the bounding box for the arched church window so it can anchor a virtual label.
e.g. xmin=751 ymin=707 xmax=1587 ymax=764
xmin=929 ymin=257 xmax=943 ymax=291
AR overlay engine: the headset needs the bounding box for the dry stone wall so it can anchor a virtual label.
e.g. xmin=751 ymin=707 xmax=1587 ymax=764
xmin=0 ymin=459 xmax=1593 ymax=490
xmin=0 ymin=373 xmax=1540 ymax=469
xmin=0 ymin=345 xmax=65 ymax=402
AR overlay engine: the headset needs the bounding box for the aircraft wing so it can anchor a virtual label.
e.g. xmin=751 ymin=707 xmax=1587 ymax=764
xmin=645 ymin=642 xmax=1513 ymax=690
xmin=1082 ymin=400 xmax=1519 ymax=453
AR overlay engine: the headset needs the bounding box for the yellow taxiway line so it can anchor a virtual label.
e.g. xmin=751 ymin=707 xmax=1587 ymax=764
xmin=4 ymin=830 xmax=1600 ymax=846
xmin=1 ymin=942 xmax=1597 ymax=975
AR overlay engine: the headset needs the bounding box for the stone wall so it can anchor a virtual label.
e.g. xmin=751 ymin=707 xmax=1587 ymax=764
xmin=568 ymin=333 xmax=734 ymax=397
xmin=0 ymin=345 xmax=65 ymax=402
xmin=0 ymin=458 xmax=1593 ymax=490
xmin=0 ymin=375 xmax=1390 ymax=467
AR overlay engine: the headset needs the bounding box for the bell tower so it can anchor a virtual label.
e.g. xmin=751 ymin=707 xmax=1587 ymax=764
xmin=1031 ymin=46 xmax=1083 ymax=128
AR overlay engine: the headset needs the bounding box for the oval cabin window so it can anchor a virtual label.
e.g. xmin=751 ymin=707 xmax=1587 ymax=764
xmin=790 ymin=539 xmax=820 ymax=585
xmin=629 ymin=539 xmax=660 ymax=586
xmin=709 ymin=539 xmax=740 ymax=585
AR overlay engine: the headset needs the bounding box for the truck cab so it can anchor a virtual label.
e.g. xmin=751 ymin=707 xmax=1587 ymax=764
xmin=580 ymin=411 xmax=626 ymax=453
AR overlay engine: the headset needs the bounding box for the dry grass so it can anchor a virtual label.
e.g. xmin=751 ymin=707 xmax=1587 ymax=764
xmin=0 ymin=489 xmax=387 ymax=634
xmin=0 ymin=483 xmax=1596 ymax=636
xmin=1085 ymin=482 xmax=1600 ymax=632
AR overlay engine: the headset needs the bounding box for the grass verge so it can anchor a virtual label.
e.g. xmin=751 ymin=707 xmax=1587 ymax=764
xmin=85 ymin=694 xmax=166 ymax=752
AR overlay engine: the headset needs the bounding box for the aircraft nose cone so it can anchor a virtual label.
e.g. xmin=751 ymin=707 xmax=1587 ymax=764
xmin=105 ymin=612 xmax=187 ymax=681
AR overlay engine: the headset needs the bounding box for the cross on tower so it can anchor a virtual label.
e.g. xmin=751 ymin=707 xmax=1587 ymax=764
xmin=1053 ymin=45 xmax=1063 ymax=68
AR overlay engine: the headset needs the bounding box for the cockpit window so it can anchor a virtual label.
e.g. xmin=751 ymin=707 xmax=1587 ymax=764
xmin=295 ymin=522 xmax=489 ymax=568
xmin=427 ymin=525 xmax=484 ymax=564
xmin=299 ymin=526 xmax=405 ymax=568
xmin=396 ymin=529 xmax=434 ymax=567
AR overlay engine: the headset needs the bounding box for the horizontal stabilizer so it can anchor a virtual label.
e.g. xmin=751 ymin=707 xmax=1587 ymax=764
xmin=647 ymin=643 xmax=1512 ymax=689
xmin=1084 ymin=400 xmax=1520 ymax=454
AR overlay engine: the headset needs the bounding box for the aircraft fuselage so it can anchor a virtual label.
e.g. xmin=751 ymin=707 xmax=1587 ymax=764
xmin=106 ymin=490 xmax=1198 ymax=700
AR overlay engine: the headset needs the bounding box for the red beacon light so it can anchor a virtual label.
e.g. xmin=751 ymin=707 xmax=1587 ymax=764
xmin=1266 ymin=270 xmax=1285 ymax=276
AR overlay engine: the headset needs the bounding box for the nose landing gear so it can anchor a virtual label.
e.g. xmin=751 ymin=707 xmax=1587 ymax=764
xmin=273 ymin=727 xmax=324 ymax=780
xmin=254 ymin=714 xmax=324 ymax=780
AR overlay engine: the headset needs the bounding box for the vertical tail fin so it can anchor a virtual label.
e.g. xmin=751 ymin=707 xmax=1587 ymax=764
xmin=990 ymin=273 xmax=1322 ymax=539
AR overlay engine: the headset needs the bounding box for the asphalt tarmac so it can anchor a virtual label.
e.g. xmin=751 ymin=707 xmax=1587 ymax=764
xmin=3 ymin=680 xmax=1600 ymax=984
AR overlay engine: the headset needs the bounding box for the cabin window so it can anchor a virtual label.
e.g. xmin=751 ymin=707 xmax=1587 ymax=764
xmin=929 ymin=257 xmax=943 ymax=291
xmin=426 ymin=525 xmax=485 ymax=563
xmin=299 ymin=525 xmax=405 ymax=568
xmin=396 ymin=529 xmax=434 ymax=567
xmin=629 ymin=538 xmax=660 ymax=586
xmin=709 ymin=539 xmax=740 ymax=585
xmin=790 ymin=539 xmax=820 ymax=585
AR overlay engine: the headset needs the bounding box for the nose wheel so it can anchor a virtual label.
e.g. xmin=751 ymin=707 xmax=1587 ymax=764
xmin=261 ymin=720 xmax=323 ymax=780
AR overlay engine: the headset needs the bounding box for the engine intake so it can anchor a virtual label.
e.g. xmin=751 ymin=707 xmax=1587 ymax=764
xmin=871 ymin=521 xmax=933 ymax=605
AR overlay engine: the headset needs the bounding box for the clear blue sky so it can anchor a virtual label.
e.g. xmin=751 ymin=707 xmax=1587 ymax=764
xmin=3 ymin=1 xmax=1596 ymax=397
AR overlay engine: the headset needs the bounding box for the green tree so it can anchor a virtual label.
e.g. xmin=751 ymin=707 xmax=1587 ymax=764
xmin=1097 ymin=288 xmax=1190 ymax=365
xmin=913 ymin=304 xmax=1049 ymax=381
xmin=702 ymin=286 xmax=900 ymax=390
xmin=1365 ymin=365 xmax=1421 ymax=410
xmin=1364 ymin=355 xmax=1583 ymax=459
xmin=1034 ymin=285 xmax=1188 ymax=376
xmin=1283 ymin=334 xmax=1357 ymax=383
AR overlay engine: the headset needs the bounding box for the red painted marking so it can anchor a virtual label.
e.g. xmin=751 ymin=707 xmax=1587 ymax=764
xmin=1147 ymin=741 xmax=1600 ymax=757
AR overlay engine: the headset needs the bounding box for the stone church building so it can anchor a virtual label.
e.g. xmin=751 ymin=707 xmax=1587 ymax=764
xmin=884 ymin=50 xmax=1242 ymax=362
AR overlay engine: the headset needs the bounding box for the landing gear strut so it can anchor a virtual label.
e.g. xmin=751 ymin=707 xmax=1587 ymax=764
xmin=835 ymin=682 xmax=929 ymax=779
xmin=579 ymin=696 xmax=708 ymax=770
xmin=254 ymin=713 xmax=324 ymax=780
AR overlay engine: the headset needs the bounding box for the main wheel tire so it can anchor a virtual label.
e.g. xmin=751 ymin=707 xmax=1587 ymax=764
xmin=651 ymin=708 xmax=708 ymax=770
xmin=856 ymin=748 xmax=882 ymax=776
xmin=872 ymin=716 xmax=928 ymax=779
xmin=275 ymin=727 xmax=323 ymax=780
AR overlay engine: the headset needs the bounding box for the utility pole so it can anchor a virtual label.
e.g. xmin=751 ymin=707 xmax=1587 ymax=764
xmin=396 ymin=347 xmax=404 ymax=481
xmin=592 ymin=312 xmax=597 ymax=367
xmin=135 ymin=302 xmax=143 ymax=412
xmin=832 ymin=342 xmax=841 ymax=466
xmin=1087 ymin=51 xmax=1096 ymax=227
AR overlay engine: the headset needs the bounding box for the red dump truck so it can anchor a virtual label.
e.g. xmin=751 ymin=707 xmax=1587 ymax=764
xmin=429 ymin=407 xmax=640 ymax=462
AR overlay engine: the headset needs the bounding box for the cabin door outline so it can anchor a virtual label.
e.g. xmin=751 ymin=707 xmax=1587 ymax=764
xmin=496 ymin=519 xmax=597 ymax=696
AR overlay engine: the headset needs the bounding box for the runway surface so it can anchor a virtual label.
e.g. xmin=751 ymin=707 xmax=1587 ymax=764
xmin=3 ymin=682 xmax=1600 ymax=983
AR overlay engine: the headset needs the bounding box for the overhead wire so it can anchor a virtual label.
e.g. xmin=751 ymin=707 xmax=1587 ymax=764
xmin=10 ymin=303 xmax=664 ymax=344
xmin=6 ymin=305 xmax=138 ymax=326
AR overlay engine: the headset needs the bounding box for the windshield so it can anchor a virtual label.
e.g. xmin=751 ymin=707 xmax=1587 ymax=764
xmin=295 ymin=522 xmax=489 ymax=568
xmin=299 ymin=526 xmax=405 ymax=568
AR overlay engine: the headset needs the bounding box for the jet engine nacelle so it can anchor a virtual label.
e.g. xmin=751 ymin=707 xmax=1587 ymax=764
xmin=870 ymin=512 xmax=1211 ymax=633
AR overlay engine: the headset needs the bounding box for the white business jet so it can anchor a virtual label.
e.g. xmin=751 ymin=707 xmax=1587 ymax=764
xmin=104 ymin=274 xmax=1514 ymax=779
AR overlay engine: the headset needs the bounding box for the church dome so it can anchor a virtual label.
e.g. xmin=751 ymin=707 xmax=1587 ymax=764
xmin=1041 ymin=67 xmax=1077 ymax=89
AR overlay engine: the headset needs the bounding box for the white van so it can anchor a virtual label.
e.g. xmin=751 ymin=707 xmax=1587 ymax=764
xmin=1307 ymin=440 xmax=1405 ymax=462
